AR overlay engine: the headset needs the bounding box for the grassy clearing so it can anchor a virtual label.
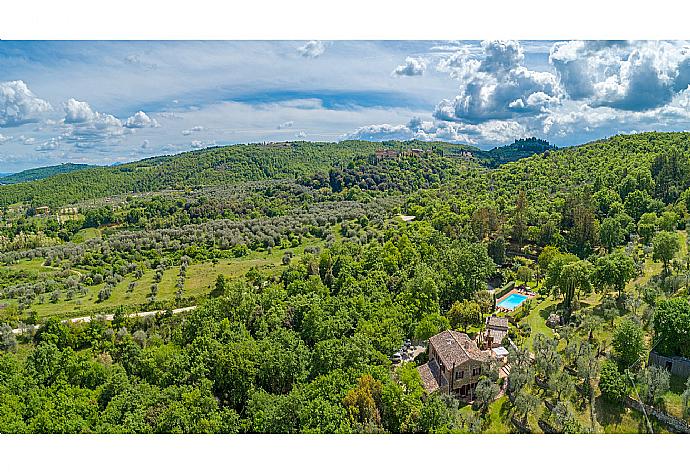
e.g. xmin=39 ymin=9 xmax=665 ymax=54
xmin=70 ymin=227 xmax=101 ymax=243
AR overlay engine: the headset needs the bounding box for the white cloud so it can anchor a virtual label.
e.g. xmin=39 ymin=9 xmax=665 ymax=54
xmin=182 ymin=125 xmax=204 ymax=135
xmin=59 ymin=100 xmax=160 ymax=150
xmin=190 ymin=139 xmax=216 ymax=149
xmin=277 ymin=121 xmax=294 ymax=129
xmin=123 ymin=111 xmax=159 ymax=128
xmin=141 ymin=139 xmax=150 ymax=149
xmin=392 ymin=57 xmax=427 ymax=77
xmin=549 ymin=40 xmax=690 ymax=111
xmin=346 ymin=123 xmax=413 ymax=141
xmin=433 ymin=40 xmax=562 ymax=123
xmin=345 ymin=115 xmax=528 ymax=145
xmin=63 ymin=98 xmax=98 ymax=124
xmin=61 ymin=99 xmax=128 ymax=149
xmin=36 ymin=137 xmax=61 ymax=152
xmin=124 ymin=54 xmax=158 ymax=71
xmin=295 ymin=131 xmax=307 ymax=139
xmin=297 ymin=40 xmax=326 ymax=58
xmin=0 ymin=133 xmax=12 ymax=144
xmin=0 ymin=80 xmax=52 ymax=127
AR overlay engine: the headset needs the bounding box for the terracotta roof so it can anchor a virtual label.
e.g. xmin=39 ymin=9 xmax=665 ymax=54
xmin=429 ymin=330 xmax=487 ymax=368
xmin=486 ymin=316 xmax=509 ymax=330
xmin=417 ymin=359 xmax=447 ymax=394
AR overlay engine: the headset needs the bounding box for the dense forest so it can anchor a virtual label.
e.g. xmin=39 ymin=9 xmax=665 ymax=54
xmin=1 ymin=132 xmax=690 ymax=433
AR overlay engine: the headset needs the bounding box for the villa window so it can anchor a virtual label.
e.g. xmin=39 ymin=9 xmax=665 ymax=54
xmin=472 ymin=367 xmax=481 ymax=376
xmin=455 ymin=370 xmax=464 ymax=380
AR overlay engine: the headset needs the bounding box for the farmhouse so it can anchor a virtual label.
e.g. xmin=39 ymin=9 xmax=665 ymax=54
xmin=416 ymin=330 xmax=489 ymax=399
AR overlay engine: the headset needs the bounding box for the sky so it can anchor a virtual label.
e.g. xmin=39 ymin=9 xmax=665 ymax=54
xmin=2 ymin=40 xmax=690 ymax=172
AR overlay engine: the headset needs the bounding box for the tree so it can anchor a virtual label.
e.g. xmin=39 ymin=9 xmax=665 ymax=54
xmin=533 ymin=333 xmax=562 ymax=382
xmin=447 ymin=300 xmax=481 ymax=331
xmin=547 ymin=371 xmax=574 ymax=401
xmin=592 ymin=251 xmax=636 ymax=297
xmin=599 ymin=217 xmax=623 ymax=252
xmin=343 ymin=374 xmax=383 ymax=430
xmin=546 ymin=254 xmax=592 ymax=315
xmin=513 ymin=391 xmax=539 ymax=426
xmin=474 ymin=377 xmax=499 ymax=413
xmin=636 ymin=212 xmax=657 ymax=244
xmin=652 ymin=298 xmax=690 ymax=358
xmin=637 ymin=366 xmax=670 ymax=406
xmin=575 ymin=342 xmax=599 ymax=396
xmin=210 ymin=274 xmax=227 ymax=298
xmin=599 ymin=360 xmax=629 ymax=403
xmin=612 ymin=318 xmax=646 ymax=370
xmin=256 ymin=328 xmax=310 ymax=395
xmin=538 ymin=246 xmax=560 ymax=277
xmin=511 ymin=190 xmax=528 ymax=246
xmin=551 ymin=401 xmax=581 ymax=433
xmin=487 ymin=237 xmax=506 ymax=266
xmin=507 ymin=347 xmax=534 ymax=395
xmin=414 ymin=313 xmax=450 ymax=341
xmin=659 ymin=210 xmax=679 ymax=232
xmin=652 ymin=231 xmax=680 ymax=273
xmin=473 ymin=290 xmax=494 ymax=315
xmin=0 ymin=323 xmax=17 ymax=352
xmin=624 ymin=189 xmax=652 ymax=221
xmin=516 ymin=265 xmax=533 ymax=286
xmin=571 ymin=202 xmax=599 ymax=256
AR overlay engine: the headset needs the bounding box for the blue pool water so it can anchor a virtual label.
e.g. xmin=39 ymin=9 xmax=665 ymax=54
xmin=497 ymin=293 xmax=528 ymax=310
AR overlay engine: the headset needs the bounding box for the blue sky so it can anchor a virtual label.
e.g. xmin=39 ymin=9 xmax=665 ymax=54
xmin=2 ymin=40 xmax=690 ymax=172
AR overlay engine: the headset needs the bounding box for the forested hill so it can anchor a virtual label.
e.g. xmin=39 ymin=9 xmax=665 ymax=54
xmin=475 ymin=137 xmax=556 ymax=167
xmin=410 ymin=131 xmax=690 ymax=246
xmin=0 ymin=163 xmax=96 ymax=185
xmin=0 ymin=140 xmax=476 ymax=208
xmin=0 ymin=132 xmax=686 ymax=209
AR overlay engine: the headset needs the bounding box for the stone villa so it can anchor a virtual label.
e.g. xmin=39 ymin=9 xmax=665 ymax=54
xmin=416 ymin=330 xmax=489 ymax=399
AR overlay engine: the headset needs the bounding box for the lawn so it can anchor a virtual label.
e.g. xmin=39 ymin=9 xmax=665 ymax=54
xmin=520 ymin=295 xmax=557 ymax=349
xmin=482 ymin=396 xmax=513 ymax=433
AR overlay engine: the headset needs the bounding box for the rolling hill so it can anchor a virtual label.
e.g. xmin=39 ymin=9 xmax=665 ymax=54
xmin=0 ymin=163 xmax=97 ymax=185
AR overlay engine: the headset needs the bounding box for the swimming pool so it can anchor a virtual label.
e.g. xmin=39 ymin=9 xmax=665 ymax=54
xmin=497 ymin=292 xmax=528 ymax=310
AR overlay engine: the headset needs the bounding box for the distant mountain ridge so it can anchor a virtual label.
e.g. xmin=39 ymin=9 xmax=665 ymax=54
xmin=0 ymin=163 xmax=97 ymax=185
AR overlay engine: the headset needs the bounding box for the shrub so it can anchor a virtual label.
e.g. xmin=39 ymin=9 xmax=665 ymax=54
xmin=599 ymin=360 xmax=629 ymax=403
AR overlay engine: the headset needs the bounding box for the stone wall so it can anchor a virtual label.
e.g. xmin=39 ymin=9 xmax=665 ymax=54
xmin=624 ymin=396 xmax=690 ymax=434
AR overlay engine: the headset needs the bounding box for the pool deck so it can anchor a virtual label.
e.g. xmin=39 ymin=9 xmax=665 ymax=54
xmin=495 ymin=288 xmax=536 ymax=313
